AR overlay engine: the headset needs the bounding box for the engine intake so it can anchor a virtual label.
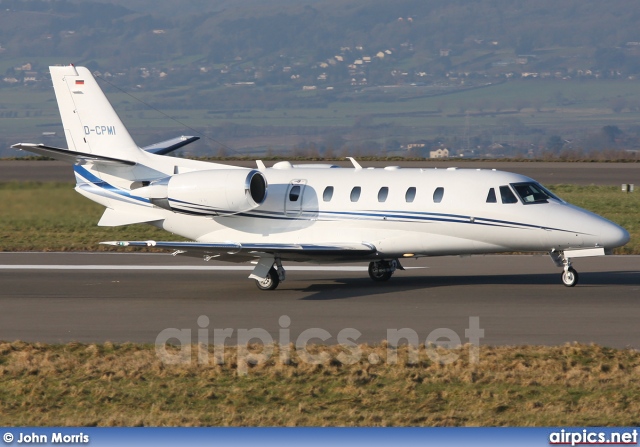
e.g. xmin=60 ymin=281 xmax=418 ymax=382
xmin=136 ymin=169 xmax=267 ymax=216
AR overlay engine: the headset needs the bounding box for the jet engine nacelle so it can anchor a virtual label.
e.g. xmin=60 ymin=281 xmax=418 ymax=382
xmin=136 ymin=169 xmax=267 ymax=216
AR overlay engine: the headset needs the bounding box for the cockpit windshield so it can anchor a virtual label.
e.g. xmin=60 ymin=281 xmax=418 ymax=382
xmin=510 ymin=182 xmax=563 ymax=204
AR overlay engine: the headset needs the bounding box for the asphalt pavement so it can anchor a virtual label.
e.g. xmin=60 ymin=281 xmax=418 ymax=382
xmin=1 ymin=253 xmax=638 ymax=348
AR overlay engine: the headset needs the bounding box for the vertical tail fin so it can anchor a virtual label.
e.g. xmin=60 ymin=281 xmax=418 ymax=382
xmin=50 ymin=65 xmax=141 ymax=162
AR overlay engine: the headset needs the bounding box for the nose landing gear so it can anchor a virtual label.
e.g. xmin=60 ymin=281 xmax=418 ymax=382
xmin=561 ymin=266 xmax=579 ymax=287
xmin=253 ymin=257 xmax=286 ymax=290
xmin=550 ymin=249 xmax=579 ymax=287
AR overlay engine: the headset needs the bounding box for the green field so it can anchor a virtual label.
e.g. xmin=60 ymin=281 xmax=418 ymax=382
xmin=550 ymin=185 xmax=640 ymax=254
xmin=0 ymin=182 xmax=172 ymax=252
xmin=0 ymin=342 xmax=638 ymax=426
xmin=0 ymin=182 xmax=638 ymax=253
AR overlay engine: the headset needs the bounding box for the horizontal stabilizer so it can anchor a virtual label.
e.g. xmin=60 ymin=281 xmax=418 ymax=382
xmin=12 ymin=143 xmax=136 ymax=166
xmin=101 ymin=240 xmax=377 ymax=261
xmin=142 ymin=136 xmax=200 ymax=155
xmin=98 ymin=208 xmax=163 ymax=227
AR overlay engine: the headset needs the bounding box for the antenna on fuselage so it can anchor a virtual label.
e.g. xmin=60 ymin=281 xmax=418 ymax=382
xmin=346 ymin=157 xmax=363 ymax=170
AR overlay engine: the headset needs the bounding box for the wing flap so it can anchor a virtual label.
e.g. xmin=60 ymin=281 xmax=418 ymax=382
xmin=100 ymin=240 xmax=377 ymax=261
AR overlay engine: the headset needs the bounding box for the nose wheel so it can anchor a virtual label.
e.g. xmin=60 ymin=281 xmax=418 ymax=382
xmin=561 ymin=267 xmax=579 ymax=287
xmin=550 ymin=250 xmax=580 ymax=287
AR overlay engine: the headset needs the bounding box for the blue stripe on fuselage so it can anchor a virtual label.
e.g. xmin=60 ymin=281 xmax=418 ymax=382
xmin=73 ymin=165 xmax=150 ymax=204
xmin=71 ymin=165 xmax=584 ymax=234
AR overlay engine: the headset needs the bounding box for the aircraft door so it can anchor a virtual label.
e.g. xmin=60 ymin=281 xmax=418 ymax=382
xmin=285 ymin=179 xmax=307 ymax=217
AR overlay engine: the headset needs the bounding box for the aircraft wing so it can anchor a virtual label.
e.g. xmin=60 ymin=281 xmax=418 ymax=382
xmin=12 ymin=143 xmax=136 ymax=166
xmin=100 ymin=240 xmax=377 ymax=262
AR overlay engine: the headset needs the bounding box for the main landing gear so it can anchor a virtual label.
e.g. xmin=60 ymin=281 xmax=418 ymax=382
xmin=255 ymin=266 xmax=280 ymax=290
xmin=254 ymin=258 xmax=286 ymax=291
xmin=255 ymin=259 xmax=403 ymax=290
xmin=368 ymin=259 xmax=402 ymax=282
xmin=550 ymin=249 xmax=579 ymax=287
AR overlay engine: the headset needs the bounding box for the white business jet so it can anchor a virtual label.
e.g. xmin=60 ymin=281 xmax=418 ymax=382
xmin=13 ymin=65 xmax=630 ymax=290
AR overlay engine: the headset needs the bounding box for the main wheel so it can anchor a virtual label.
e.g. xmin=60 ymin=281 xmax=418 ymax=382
xmin=561 ymin=267 xmax=579 ymax=287
xmin=255 ymin=267 xmax=280 ymax=290
xmin=368 ymin=261 xmax=393 ymax=282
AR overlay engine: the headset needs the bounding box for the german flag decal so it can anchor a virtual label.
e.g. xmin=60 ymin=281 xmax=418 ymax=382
xmin=75 ymin=80 xmax=84 ymax=85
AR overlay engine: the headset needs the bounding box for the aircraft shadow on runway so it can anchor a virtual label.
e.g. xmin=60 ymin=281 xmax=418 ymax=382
xmin=296 ymin=270 xmax=640 ymax=300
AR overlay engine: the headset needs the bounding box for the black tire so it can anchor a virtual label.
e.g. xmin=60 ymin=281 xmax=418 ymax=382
xmin=255 ymin=267 xmax=280 ymax=290
xmin=561 ymin=267 xmax=579 ymax=287
xmin=368 ymin=261 xmax=393 ymax=282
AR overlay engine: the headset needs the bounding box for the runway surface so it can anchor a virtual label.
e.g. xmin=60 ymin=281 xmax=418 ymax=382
xmin=1 ymin=160 xmax=639 ymax=185
xmin=1 ymin=253 xmax=639 ymax=348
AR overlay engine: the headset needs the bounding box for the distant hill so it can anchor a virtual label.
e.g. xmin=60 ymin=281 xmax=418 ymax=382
xmin=4 ymin=0 xmax=640 ymax=158
xmin=2 ymin=0 xmax=640 ymax=73
xmin=104 ymin=0 xmax=322 ymax=16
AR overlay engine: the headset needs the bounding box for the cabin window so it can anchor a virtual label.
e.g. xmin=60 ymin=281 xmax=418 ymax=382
xmin=323 ymin=186 xmax=334 ymax=202
xmin=511 ymin=182 xmax=560 ymax=204
xmin=405 ymin=187 xmax=416 ymax=203
xmin=499 ymin=185 xmax=518 ymax=204
xmin=289 ymin=185 xmax=301 ymax=202
xmin=378 ymin=187 xmax=389 ymax=202
xmin=433 ymin=187 xmax=444 ymax=203
xmin=486 ymin=188 xmax=497 ymax=203
xmin=350 ymin=186 xmax=361 ymax=202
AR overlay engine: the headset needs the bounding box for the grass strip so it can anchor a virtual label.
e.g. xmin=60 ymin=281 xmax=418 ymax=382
xmin=0 ymin=182 xmax=176 ymax=252
xmin=0 ymin=183 xmax=638 ymax=253
xmin=549 ymin=185 xmax=640 ymax=254
xmin=0 ymin=342 xmax=638 ymax=426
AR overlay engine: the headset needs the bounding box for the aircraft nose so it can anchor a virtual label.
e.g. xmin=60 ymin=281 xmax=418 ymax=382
xmin=599 ymin=220 xmax=630 ymax=249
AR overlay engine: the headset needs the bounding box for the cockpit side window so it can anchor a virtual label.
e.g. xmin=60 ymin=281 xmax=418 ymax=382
xmin=511 ymin=182 xmax=561 ymax=204
xmin=499 ymin=185 xmax=518 ymax=204
xmin=486 ymin=188 xmax=497 ymax=203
